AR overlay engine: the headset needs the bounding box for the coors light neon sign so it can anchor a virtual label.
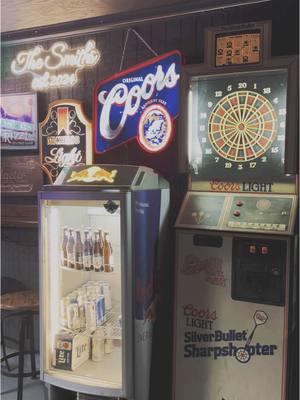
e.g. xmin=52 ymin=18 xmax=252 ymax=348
xmin=93 ymin=50 xmax=181 ymax=153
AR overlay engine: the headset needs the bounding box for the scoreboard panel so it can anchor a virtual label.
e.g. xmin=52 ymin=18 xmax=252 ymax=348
xmin=215 ymin=30 xmax=261 ymax=67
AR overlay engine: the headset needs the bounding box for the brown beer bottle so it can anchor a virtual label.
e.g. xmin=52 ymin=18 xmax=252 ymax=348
xmin=83 ymin=230 xmax=91 ymax=271
xmin=103 ymin=232 xmax=113 ymax=272
xmin=93 ymin=231 xmax=101 ymax=272
xmin=98 ymin=229 xmax=104 ymax=272
xmin=67 ymin=228 xmax=75 ymax=269
xmin=61 ymin=227 xmax=68 ymax=267
xmin=75 ymin=229 xmax=83 ymax=270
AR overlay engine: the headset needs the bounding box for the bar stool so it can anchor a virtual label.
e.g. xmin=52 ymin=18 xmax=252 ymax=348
xmin=1 ymin=289 xmax=39 ymax=400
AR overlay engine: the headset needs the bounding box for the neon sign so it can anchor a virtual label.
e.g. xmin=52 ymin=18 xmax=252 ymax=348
xmin=94 ymin=50 xmax=181 ymax=153
xmin=67 ymin=166 xmax=118 ymax=183
xmin=11 ymin=40 xmax=100 ymax=91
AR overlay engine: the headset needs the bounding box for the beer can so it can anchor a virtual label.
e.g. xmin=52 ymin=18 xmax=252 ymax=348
xmin=102 ymin=283 xmax=112 ymax=310
xmin=77 ymin=287 xmax=86 ymax=297
xmin=104 ymin=324 xmax=113 ymax=354
xmin=95 ymin=295 xmax=106 ymax=325
xmin=92 ymin=327 xmax=105 ymax=362
xmin=79 ymin=305 xmax=86 ymax=330
xmin=60 ymin=297 xmax=70 ymax=327
xmin=67 ymin=304 xmax=79 ymax=330
xmin=86 ymin=286 xmax=96 ymax=300
xmin=67 ymin=293 xmax=78 ymax=304
xmin=85 ymin=301 xmax=96 ymax=333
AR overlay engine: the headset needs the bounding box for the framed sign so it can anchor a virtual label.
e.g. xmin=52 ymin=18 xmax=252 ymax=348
xmin=1 ymin=92 xmax=38 ymax=150
xmin=39 ymin=100 xmax=92 ymax=183
xmin=94 ymin=50 xmax=181 ymax=154
xmin=1 ymin=155 xmax=43 ymax=196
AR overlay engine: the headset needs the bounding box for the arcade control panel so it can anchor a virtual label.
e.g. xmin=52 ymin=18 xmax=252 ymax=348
xmin=176 ymin=192 xmax=297 ymax=235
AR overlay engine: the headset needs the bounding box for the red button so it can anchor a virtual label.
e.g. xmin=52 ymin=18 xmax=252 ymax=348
xmin=233 ymin=210 xmax=240 ymax=217
xmin=236 ymin=201 xmax=243 ymax=207
xmin=261 ymin=246 xmax=268 ymax=255
xmin=249 ymin=245 xmax=256 ymax=254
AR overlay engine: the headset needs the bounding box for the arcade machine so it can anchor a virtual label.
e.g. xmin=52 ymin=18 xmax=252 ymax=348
xmin=173 ymin=21 xmax=298 ymax=400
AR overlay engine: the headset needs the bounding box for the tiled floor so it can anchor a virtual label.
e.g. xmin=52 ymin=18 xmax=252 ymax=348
xmin=1 ymin=351 xmax=47 ymax=400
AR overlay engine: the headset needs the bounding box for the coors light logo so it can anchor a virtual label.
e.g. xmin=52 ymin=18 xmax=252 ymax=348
xmin=94 ymin=50 xmax=181 ymax=153
xmin=39 ymin=100 xmax=92 ymax=183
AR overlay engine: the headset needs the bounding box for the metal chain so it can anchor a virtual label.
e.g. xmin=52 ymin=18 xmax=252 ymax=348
xmin=120 ymin=28 xmax=158 ymax=71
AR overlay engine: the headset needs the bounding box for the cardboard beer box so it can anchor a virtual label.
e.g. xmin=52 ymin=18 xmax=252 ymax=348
xmin=54 ymin=331 xmax=90 ymax=371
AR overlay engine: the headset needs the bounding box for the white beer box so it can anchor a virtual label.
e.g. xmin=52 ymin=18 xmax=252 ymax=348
xmin=54 ymin=331 xmax=90 ymax=371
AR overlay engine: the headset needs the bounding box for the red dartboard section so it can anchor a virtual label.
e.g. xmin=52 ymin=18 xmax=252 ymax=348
xmin=208 ymin=90 xmax=277 ymax=162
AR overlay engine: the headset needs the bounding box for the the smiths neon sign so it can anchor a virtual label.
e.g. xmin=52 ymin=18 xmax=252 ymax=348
xmin=11 ymin=40 xmax=100 ymax=91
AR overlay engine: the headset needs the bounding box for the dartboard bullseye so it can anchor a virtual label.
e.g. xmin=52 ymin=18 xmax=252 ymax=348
xmin=208 ymin=91 xmax=277 ymax=162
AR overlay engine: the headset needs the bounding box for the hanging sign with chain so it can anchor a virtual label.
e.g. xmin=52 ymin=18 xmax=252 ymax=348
xmin=93 ymin=49 xmax=181 ymax=153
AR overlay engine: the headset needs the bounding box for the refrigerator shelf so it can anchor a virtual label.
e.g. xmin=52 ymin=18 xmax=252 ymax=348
xmin=60 ymin=266 xmax=116 ymax=274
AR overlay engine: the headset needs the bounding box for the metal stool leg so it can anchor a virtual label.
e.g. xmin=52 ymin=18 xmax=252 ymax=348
xmin=29 ymin=312 xmax=37 ymax=379
xmin=1 ymin=316 xmax=11 ymax=371
xmin=17 ymin=318 xmax=26 ymax=400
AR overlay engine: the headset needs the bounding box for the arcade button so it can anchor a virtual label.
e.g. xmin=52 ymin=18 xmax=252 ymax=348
xmin=249 ymin=245 xmax=256 ymax=254
xmin=271 ymin=267 xmax=280 ymax=277
xmin=261 ymin=246 xmax=269 ymax=255
xmin=236 ymin=200 xmax=243 ymax=207
xmin=233 ymin=210 xmax=241 ymax=217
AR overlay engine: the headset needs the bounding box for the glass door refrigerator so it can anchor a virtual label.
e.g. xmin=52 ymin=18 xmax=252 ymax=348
xmin=38 ymin=164 xmax=169 ymax=399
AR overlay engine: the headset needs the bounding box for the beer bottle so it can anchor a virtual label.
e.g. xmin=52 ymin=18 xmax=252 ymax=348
xmin=92 ymin=327 xmax=105 ymax=362
xmin=103 ymin=232 xmax=113 ymax=272
xmin=88 ymin=228 xmax=94 ymax=270
xmin=83 ymin=230 xmax=91 ymax=271
xmin=61 ymin=227 xmax=68 ymax=267
xmin=67 ymin=228 xmax=75 ymax=269
xmin=93 ymin=231 xmax=101 ymax=272
xmin=104 ymin=323 xmax=113 ymax=354
xmin=75 ymin=229 xmax=83 ymax=270
xmin=98 ymin=229 xmax=104 ymax=272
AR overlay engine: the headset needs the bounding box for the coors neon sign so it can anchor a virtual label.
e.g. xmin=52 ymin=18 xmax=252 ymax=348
xmin=93 ymin=50 xmax=181 ymax=153
xmin=11 ymin=40 xmax=100 ymax=91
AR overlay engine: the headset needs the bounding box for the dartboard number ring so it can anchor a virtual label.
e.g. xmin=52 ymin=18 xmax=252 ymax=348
xmin=208 ymin=90 xmax=278 ymax=162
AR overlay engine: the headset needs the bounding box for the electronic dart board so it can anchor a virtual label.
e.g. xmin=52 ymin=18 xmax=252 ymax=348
xmin=189 ymin=70 xmax=288 ymax=182
xmin=174 ymin=21 xmax=298 ymax=400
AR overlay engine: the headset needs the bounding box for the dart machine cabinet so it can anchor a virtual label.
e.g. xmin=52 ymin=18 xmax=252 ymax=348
xmin=173 ymin=21 xmax=298 ymax=400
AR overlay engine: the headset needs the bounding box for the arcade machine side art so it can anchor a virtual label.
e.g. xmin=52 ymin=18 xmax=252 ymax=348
xmin=173 ymin=21 xmax=298 ymax=400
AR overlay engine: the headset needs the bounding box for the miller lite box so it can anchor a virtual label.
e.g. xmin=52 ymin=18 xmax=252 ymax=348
xmin=53 ymin=331 xmax=90 ymax=371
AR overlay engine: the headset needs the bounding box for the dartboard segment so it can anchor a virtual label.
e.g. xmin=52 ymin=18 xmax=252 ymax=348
xmin=208 ymin=90 xmax=277 ymax=162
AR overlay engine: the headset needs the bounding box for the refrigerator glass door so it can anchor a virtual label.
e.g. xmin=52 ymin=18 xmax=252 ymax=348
xmin=41 ymin=199 xmax=124 ymax=392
